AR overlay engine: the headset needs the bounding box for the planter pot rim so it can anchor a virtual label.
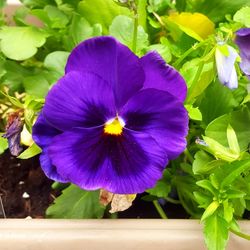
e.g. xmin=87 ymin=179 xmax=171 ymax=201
xmin=0 ymin=219 xmax=249 ymax=250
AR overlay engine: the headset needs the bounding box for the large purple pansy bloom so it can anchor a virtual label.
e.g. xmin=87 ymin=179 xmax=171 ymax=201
xmin=235 ymin=28 xmax=250 ymax=79
xmin=32 ymin=36 xmax=188 ymax=194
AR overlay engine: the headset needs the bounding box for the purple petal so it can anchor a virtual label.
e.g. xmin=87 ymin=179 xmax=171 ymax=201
xmin=235 ymin=28 xmax=250 ymax=78
xmin=215 ymin=46 xmax=238 ymax=89
xmin=120 ymin=89 xmax=188 ymax=160
xmin=2 ymin=117 xmax=23 ymax=156
xmin=43 ymin=71 xmax=116 ymax=131
xmin=65 ymin=36 xmax=144 ymax=109
xmin=32 ymin=114 xmax=68 ymax=183
xmin=236 ymin=28 xmax=250 ymax=36
xmin=140 ymin=52 xmax=187 ymax=102
xmin=48 ymin=127 xmax=167 ymax=194
xmin=32 ymin=114 xmax=61 ymax=148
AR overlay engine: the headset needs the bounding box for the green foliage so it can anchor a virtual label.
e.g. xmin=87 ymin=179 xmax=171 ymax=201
xmin=109 ymin=15 xmax=148 ymax=54
xmin=78 ymin=0 xmax=130 ymax=34
xmin=23 ymin=75 xmax=49 ymax=98
xmin=67 ymin=14 xmax=102 ymax=48
xmin=193 ymin=150 xmax=224 ymax=175
xmin=46 ymin=184 xmax=105 ymax=218
xmin=199 ymin=80 xmax=238 ymax=125
xmin=234 ymin=7 xmax=250 ymax=27
xmin=0 ymin=0 xmax=6 ymax=8
xmin=180 ymin=55 xmax=215 ymax=103
xmin=195 ymin=0 xmax=250 ymax=23
xmin=205 ymin=106 xmax=250 ymax=151
xmin=44 ymin=51 xmax=70 ymax=78
xmin=31 ymin=5 xmax=69 ymax=29
xmin=18 ymin=143 xmax=42 ymax=159
xmin=0 ymin=27 xmax=47 ymax=61
xmin=0 ymin=135 xmax=8 ymax=155
xmin=204 ymin=213 xmax=229 ymax=250
xmin=20 ymin=0 xmax=54 ymax=8
xmin=147 ymin=169 xmax=171 ymax=198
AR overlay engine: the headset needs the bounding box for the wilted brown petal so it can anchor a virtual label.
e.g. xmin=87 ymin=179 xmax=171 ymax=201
xmin=109 ymin=194 xmax=136 ymax=213
xmin=99 ymin=189 xmax=114 ymax=206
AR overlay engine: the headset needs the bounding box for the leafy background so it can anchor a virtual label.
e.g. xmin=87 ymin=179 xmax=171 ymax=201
xmin=1 ymin=1 xmax=250 ymax=249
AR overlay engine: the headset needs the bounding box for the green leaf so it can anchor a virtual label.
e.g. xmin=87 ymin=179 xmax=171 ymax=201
xmin=201 ymin=200 xmax=220 ymax=221
xmin=233 ymin=6 xmax=250 ymax=27
xmin=1 ymin=60 xmax=32 ymax=92
xmin=193 ymin=191 xmax=212 ymax=208
xmin=205 ymin=106 xmax=250 ymax=151
xmin=185 ymin=104 xmax=202 ymax=121
xmin=68 ymin=14 xmax=102 ymax=48
xmin=109 ymin=15 xmax=148 ymax=54
xmin=78 ymin=0 xmax=130 ymax=34
xmin=227 ymin=124 xmax=240 ymax=154
xmin=147 ymin=170 xmax=171 ymax=198
xmin=223 ymin=200 xmax=234 ymax=223
xmin=32 ymin=5 xmax=69 ymax=29
xmin=232 ymin=198 xmax=246 ymax=217
xmin=203 ymin=136 xmax=239 ymax=162
xmin=0 ymin=0 xmax=6 ymax=8
xmin=193 ymin=150 xmax=224 ymax=175
xmin=196 ymin=0 xmax=250 ymax=23
xmin=137 ymin=0 xmax=147 ymax=30
xmin=204 ymin=213 xmax=229 ymax=250
xmin=199 ymin=80 xmax=238 ymax=125
xmin=0 ymin=27 xmax=47 ymax=61
xmin=0 ymin=91 xmax=23 ymax=108
xmin=174 ymin=175 xmax=201 ymax=217
xmin=147 ymin=43 xmax=172 ymax=63
xmin=148 ymin=0 xmax=171 ymax=13
xmin=44 ymin=51 xmax=70 ymax=78
xmin=226 ymin=189 xmax=246 ymax=199
xmin=180 ymin=57 xmax=215 ymax=103
xmin=196 ymin=180 xmax=217 ymax=195
xmin=18 ymin=143 xmax=41 ymax=159
xmin=0 ymin=135 xmax=8 ymax=155
xmin=220 ymin=159 xmax=250 ymax=189
xmin=20 ymin=0 xmax=54 ymax=8
xmin=46 ymin=184 xmax=105 ymax=218
xmin=217 ymin=44 xmax=229 ymax=57
xmin=23 ymin=75 xmax=49 ymax=98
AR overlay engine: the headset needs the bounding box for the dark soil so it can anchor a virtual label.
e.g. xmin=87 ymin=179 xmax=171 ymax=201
xmin=3 ymin=150 xmax=249 ymax=220
xmin=0 ymin=150 xmax=54 ymax=218
xmin=0 ymin=150 xmax=188 ymax=219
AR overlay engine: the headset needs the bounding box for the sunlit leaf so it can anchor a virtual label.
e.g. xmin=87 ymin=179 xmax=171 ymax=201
xmin=17 ymin=143 xmax=41 ymax=159
xmin=204 ymin=213 xmax=229 ymax=250
xmin=0 ymin=27 xmax=47 ymax=61
xmin=167 ymin=12 xmax=215 ymax=41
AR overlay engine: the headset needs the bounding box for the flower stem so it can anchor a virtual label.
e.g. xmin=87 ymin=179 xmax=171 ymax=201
xmin=173 ymin=40 xmax=207 ymax=69
xmin=153 ymin=200 xmax=168 ymax=219
xmin=165 ymin=197 xmax=181 ymax=204
xmin=132 ymin=8 xmax=138 ymax=53
xmin=184 ymin=148 xmax=194 ymax=163
xmin=185 ymin=45 xmax=211 ymax=103
xmin=230 ymin=229 xmax=250 ymax=240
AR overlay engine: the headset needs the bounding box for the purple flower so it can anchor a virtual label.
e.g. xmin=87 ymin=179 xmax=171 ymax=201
xmin=32 ymin=36 xmax=188 ymax=194
xmin=3 ymin=113 xmax=23 ymax=156
xmin=215 ymin=44 xmax=238 ymax=89
xmin=235 ymin=28 xmax=250 ymax=79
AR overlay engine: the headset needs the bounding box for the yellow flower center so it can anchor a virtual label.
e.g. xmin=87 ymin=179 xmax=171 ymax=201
xmin=104 ymin=117 xmax=124 ymax=136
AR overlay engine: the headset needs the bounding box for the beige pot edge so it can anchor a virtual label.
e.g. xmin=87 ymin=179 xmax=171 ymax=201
xmin=0 ymin=219 xmax=249 ymax=250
